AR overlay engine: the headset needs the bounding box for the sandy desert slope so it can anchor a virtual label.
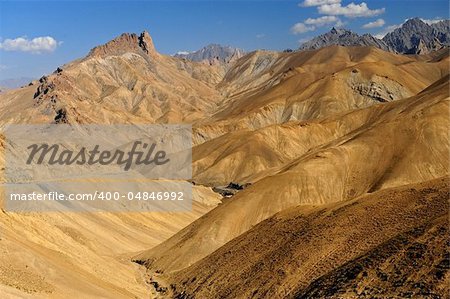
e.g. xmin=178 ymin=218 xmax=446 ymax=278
xmin=0 ymin=29 xmax=448 ymax=298
xmin=192 ymin=47 xmax=449 ymax=142
xmin=191 ymin=47 xmax=449 ymax=184
xmin=0 ymin=31 xmax=227 ymax=298
xmin=0 ymin=187 xmax=220 ymax=298
xmin=135 ymin=75 xmax=449 ymax=273
xmin=165 ymin=177 xmax=449 ymax=299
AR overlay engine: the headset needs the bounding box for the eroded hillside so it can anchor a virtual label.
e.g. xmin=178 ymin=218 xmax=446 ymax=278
xmin=0 ymin=30 xmax=448 ymax=298
xmin=135 ymin=75 xmax=450 ymax=274
xmin=165 ymin=177 xmax=449 ymax=299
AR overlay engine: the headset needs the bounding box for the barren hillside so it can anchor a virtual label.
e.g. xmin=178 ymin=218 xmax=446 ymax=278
xmin=0 ymin=30 xmax=448 ymax=298
xmin=165 ymin=177 xmax=449 ymax=299
xmin=136 ymin=74 xmax=450 ymax=274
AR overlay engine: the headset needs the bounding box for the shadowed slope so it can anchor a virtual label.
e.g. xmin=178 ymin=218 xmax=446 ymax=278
xmin=0 ymin=185 xmax=221 ymax=298
xmin=192 ymin=46 xmax=449 ymax=146
xmin=165 ymin=177 xmax=449 ymax=299
xmin=0 ymin=30 xmax=448 ymax=298
xmin=136 ymin=76 xmax=449 ymax=273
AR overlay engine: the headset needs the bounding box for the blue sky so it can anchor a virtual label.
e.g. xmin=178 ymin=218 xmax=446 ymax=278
xmin=0 ymin=0 xmax=448 ymax=81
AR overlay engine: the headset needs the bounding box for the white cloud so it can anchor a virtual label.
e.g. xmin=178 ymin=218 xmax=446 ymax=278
xmin=335 ymin=19 xmax=346 ymax=27
xmin=374 ymin=24 xmax=402 ymax=39
xmin=256 ymin=33 xmax=266 ymax=39
xmin=421 ymin=18 xmax=445 ymax=25
xmin=318 ymin=2 xmax=385 ymax=18
xmin=386 ymin=24 xmax=402 ymax=31
xmin=0 ymin=36 xmax=61 ymax=53
xmin=304 ymin=16 xmax=339 ymax=25
xmin=298 ymin=37 xmax=312 ymax=45
xmin=291 ymin=16 xmax=343 ymax=35
xmin=301 ymin=0 xmax=341 ymax=7
xmin=362 ymin=18 xmax=385 ymax=28
xmin=291 ymin=23 xmax=316 ymax=34
xmin=175 ymin=51 xmax=191 ymax=55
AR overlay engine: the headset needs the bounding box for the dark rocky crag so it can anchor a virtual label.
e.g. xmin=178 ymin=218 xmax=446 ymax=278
xmin=299 ymin=27 xmax=391 ymax=52
xmin=383 ymin=18 xmax=450 ymax=54
xmin=87 ymin=31 xmax=158 ymax=59
xmin=174 ymin=44 xmax=245 ymax=65
xmin=300 ymin=18 xmax=450 ymax=55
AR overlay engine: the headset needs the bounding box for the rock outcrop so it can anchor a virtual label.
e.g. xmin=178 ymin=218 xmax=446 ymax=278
xmin=87 ymin=30 xmax=158 ymax=58
xmin=300 ymin=18 xmax=450 ymax=55
xmin=174 ymin=44 xmax=245 ymax=65
xmin=299 ymin=28 xmax=391 ymax=52
xmin=0 ymin=26 xmax=449 ymax=299
xmin=382 ymin=18 xmax=449 ymax=54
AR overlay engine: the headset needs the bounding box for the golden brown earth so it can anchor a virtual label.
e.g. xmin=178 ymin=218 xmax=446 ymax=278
xmin=0 ymin=31 xmax=448 ymax=298
xmin=164 ymin=177 xmax=449 ymax=299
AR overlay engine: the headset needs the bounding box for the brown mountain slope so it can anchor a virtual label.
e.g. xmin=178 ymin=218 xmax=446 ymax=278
xmin=3 ymin=35 xmax=447 ymax=187
xmin=0 ymin=30 xmax=448 ymax=298
xmin=0 ymin=186 xmax=220 ymax=298
xmin=193 ymin=45 xmax=449 ymax=142
xmin=0 ymin=42 xmax=447 ymax=133
xmin=191 ymin=48 xmax=449 ymax=185
xmin=0 ymin=31 xmax=227 ymax=298
xmin=0 ymin=31 xmax=225 ymax=125
xmin=136 ymin=75 xmax=449 ymax=273
xmin=163 ymin=177 xmax=449 ymax=299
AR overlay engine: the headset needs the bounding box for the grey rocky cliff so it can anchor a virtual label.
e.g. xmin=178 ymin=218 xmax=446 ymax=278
xmin=174 ymin=44 xmax=245 ymax=64
xmin=382 ymin=18 xmax=448 ymax=54
xmin=299 ymin=27 xmax=391 ymax=51
xmin=299 ymin=18 xmax=449 ymax=55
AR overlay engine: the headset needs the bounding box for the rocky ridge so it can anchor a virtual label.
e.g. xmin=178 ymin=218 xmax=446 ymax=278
xmin=174 ymin=44 xmax=245 ymax=65
xmin=300 ymin=27 xmax=391 ymax=52
xmin=300 ymin=18 xmax=450 ymax=55
xmin=383 ymin=18 xmax=450 ymax=54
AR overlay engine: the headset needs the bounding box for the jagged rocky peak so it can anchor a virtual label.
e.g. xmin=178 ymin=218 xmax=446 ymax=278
xmin=404 ymin=17 xmax=427 ymax=31
xmin=138 ymin=30 xmax=156 ymax=54
xmin=382 ymin=18 xmax=449 ymax=54
xmin=432 ymin=20 xmax=450 ymax=46
xmin=174 ymin=44 xmax=245 ymax=64
xmin=432 ymin=19 xmax=450 ymax=34
xmin=299 ymin=27 xmax=390 ymax=51
xmin=299 ymin=17 xmax=450 ymax=55
xmin=87 ymin=30 xmax=158 ymax=58
xmin=330 ymin=27 xmax=349 ymax=35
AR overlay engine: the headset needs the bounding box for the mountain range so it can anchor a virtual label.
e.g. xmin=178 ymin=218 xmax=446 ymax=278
xmin=173 ymin=18 xmax=449 ymax=63
xmin=0 ymin=16 xmax=448 ymax=299
xmin=174 ymin=44 xmax=245 ymax=65
xmin=300 ymin=18 xmax=449 ymax=54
